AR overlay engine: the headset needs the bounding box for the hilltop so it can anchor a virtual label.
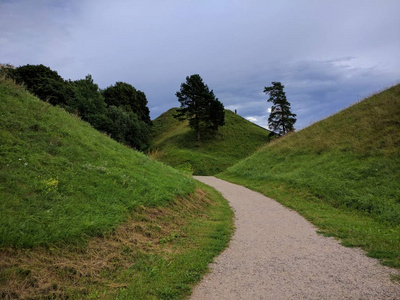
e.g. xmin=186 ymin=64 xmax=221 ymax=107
xmin=150 ymin=108 xmax=274 ymax=175
xmin=0 ymin=77 xmax=233 ymax=298
xmin=220 ymin=83 xmax=400 ymax=268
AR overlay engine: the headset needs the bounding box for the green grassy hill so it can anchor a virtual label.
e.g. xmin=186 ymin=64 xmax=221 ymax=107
xmin=0 ymin=77 xmax=233 ymax=298
xmin=150 ymin=108 xmax=273 ymax=175
xmin=220 ymin=84 xmax=400 ymax=268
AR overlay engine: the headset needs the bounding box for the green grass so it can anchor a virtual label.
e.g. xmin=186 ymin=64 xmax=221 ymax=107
xmin=220 ymin=84 xmax=400 ymax=268
xmin=150 ymin=108 xmax=273 ymax=175
xmin=111 ymin=183 xmax=234 ymax=300
xmin=0 ymin=77 xmax=234 ymax=298
xmin=0 ymin=77 xmax=196 ymax=248
xmin=1 ymin=185 xmax=234 ymax=299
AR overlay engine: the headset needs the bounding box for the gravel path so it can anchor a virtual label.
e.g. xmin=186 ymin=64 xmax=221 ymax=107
xmin=191 ymin=176 xmax=400 ymax=300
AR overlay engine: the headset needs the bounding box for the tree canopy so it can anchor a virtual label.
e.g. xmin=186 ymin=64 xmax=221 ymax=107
xmin=264 ymin=81 xmax=296 ymax=135
xmin=104 ymin=105 xmax=150 ymax=150
xmin=66 ymin=75 xmax=107 ymax=128
xmin=8 ymin=64 xmax=151 ymax=150
xmin=102 ymin=82 xmax=151 ymax=125
xmin=174 ymin=74 xmax=225 ymax=141
xmin=10 ymin=64 xmax=74 ymax=106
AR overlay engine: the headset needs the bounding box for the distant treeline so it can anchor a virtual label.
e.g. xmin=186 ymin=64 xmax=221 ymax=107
xmin=3 ymin=64 xmax=151 ymax=150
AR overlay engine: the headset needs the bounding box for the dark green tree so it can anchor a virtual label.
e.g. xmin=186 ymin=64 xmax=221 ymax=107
xmin=135 ymin=90 xmax=151 ymax=124
xmin=67 ymin=75 xmax=107 ymax=128
xmin=174 ymin=74 xmax=225 ymax=141
xmin=8 ymin=65 xmax=153 ymax=150
xmin=9 ymin=64 xmax=74 ymax=106
xmin=264 ymin=81 xmax=296 ymax=135
xmin=102 ymin=82 xmax=151 ymax=124
xmin=101 ymin=81 xmax=152 ymax=150
xmin=104 ymin=106 xmax=150 ymax=150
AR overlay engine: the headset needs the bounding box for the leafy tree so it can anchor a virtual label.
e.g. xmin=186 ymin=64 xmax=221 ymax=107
xmin=104 ymin=106 xmax=150 ymax=150
xmin=136 ymin=90 xmax=151 ymax=124
xmin=9 ymin=64 xmax=74 ymax=106
xmin=102 ymin=81 xmax=152 ymax=150
xmin=102 ymin=82 xmax=151 ymax=124
xmin=264 ymin=81 xmax=296 ymax=135
xmin=8 ymin=65 xmax=152 ymax=150
xmin=67 ymin=75 xmax=107 ymax=128
xmin=175 ymin=74 xmax=225 ymax=141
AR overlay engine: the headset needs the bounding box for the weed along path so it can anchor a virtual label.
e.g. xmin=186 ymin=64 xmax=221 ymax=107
xmin=191 ymin=176 xmax=400 ymax=300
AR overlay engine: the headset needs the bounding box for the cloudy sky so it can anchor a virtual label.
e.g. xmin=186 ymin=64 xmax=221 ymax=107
xmin=1 ymin=0 xmax=399 ymax=130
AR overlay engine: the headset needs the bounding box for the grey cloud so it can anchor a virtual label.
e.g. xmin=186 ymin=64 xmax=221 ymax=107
xmin=1 ymin=0 xmax=399 ymax=131
xmin=210 ymin=57 xmax=396 ymax=130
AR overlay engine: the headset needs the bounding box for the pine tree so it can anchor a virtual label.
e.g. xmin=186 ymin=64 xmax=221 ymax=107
xmin=264 ymin=81 xmax=296 ymax=135
xmin=175 ymin=74 xmax=225 ymax=141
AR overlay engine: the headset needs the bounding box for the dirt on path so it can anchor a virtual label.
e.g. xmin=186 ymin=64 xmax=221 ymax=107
xmin=191 ymin=176 xmax=400 ymax=300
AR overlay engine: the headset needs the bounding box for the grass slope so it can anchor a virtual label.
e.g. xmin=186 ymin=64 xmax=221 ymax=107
xmin=0 ymin=78 xmax=233 ymax=298
xmin=0 ymin=79 xmax=193 ymax=248
xmin=150 ymin=108 xmax=272 ymax=175
xmin=220 ymin=84 xmax=400 ymax=268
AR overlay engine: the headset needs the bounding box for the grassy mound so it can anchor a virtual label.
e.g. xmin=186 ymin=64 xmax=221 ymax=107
xmin=0 ymin=78 xmax=234 ymax=298
xmin=1 ymin=185 xmax=233 ymax=299
xmin=220 ymin=84 xmax=400 ymax=267
xmin=0 ymin=78 xmax=195 ymax=248
xmin=150 ymin=108 xmax=273 ymax=175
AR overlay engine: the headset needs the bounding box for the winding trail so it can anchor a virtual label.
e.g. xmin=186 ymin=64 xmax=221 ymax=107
xmin=191 ymin=176 xmax=400 ymax=300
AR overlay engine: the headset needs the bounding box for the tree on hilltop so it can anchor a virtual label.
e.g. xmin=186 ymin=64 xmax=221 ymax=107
xmin=67 ymin=75 xmax=107 ymax=128
xmin=102 ymin=82 xmax=151 ymax=125
xmin=102 ymin=82 xmax=152 ymax=150
xmin=174 ymin=74 xmax=225 ymax=141
xmin=9 ymin=64 xmax=74 ymax=106
xmin=264 ymin=81 xmax=296 ymax=135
